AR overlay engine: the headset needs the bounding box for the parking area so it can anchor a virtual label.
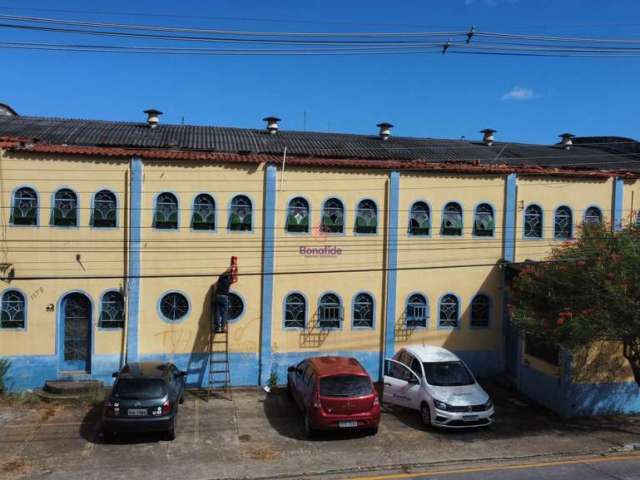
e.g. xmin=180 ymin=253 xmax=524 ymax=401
xmin=2 ymin=382 xmax=640 ymax=480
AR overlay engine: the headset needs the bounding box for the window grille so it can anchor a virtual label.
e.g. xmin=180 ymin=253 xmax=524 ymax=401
xmin=352 ymin=293 xmax=374 ymax=328
xmin=284 ymin=293 xmax=306 ymax=328
xmin=160 ymin=292 xmax=189 ymax=321
xmin=318 ymin=294 xmax=342 ymax=329
xmin=229 ymin=195 xmax=252 ymax=231
xmin=192 ymin=193 xmax=215 ymax=230
xmin=92 ymin=190 xmax=117 ymax=228
xmin=441 ymin=202 xmax=463 ymax=236
xmin=406 ymin=294 xmax=428 ymax=328
xmin=321 ymin=198 xmax=344 ymax=233
xmin=100 ymin=291 xmax=125 ymax=328
xmin=470 ymin=294 xmax=490 ymax=327
xmin=584 ymin=206 xmax=602 ymax=226
xmin=355 ymin=199 xmax=377 ymax=234
xmin=154 ymin=192 xmax=179 ymax=229
xmin=524 ymin=205 xmax=543 ymax=238
xmin=1 ymin=290 xmax=25 ymax=329
xmin=409 ymin=201 xmax=430 ymax=235
xmin=52 ymin=188 xmax=78 ymax=226
xmin=439 ymin=294 xmax=459 ymax=327
xmin=286 ymin=197 xmax=310 ymax=233
xmin=11 ymin=187 xmax=37 ymax=225
xmin=554 ymin=206 xmax=573 ymax=239
xmin=473 ymin=203 xmax=494 ymax=236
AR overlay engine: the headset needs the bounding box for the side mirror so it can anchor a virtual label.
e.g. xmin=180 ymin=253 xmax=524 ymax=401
xmin=112 ymin=372 xmax=118 ymax=378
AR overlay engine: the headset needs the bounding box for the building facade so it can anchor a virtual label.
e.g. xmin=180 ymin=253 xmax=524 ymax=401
xmin=1 ymin=110 xmax=639 ymax=416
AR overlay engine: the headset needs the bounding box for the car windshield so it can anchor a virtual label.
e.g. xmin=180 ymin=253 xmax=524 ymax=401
xmin=422 ymin=361 xmax=475 ymax=386
xmin=319 ymin=375 xmax=372 ymax=397
xmin=114 ymin=378 xmax=167 ymax=399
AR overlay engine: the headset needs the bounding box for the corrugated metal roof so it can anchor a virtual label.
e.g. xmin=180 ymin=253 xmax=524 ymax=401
xmin=0 ymin=115 xmax=638 ymax=171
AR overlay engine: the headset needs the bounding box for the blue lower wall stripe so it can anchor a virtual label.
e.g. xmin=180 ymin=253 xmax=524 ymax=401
xmin=383 ymin=171 xmax=400 ymax=377
xmin=126 ymin=157 xmax=142 ymax=362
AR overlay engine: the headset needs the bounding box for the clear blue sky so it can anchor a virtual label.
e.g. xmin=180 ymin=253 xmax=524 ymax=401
xmin=1 ymin=0 xmax=639 ymax=144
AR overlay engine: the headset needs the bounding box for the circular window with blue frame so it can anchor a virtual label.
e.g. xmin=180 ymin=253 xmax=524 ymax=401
xmin=227 ymin=292 xmax=245 ymax=322
xmin=158 ymin=291 xmax=190 ymax=323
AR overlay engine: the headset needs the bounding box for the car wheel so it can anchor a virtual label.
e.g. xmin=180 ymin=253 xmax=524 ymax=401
xmin=103 ymin=430 xmax=115 ymax=443
xmin=420 ymin=402 xmax=432 ymax=428
xmin=166 ymin=418 xmax=177 ymax=441
xmin=303 ymin=413 xmax=315 ymax=438
xmin=367 ymin=426 xmax=379 ymax=436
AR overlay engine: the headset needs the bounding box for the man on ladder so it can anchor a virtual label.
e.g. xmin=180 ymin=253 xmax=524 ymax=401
xmin=213 ymin=256 xmax=238 ymax=333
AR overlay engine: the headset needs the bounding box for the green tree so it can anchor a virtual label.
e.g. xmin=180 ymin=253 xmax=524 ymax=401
xmin=510 ymin=222 xmax=640 ymax=386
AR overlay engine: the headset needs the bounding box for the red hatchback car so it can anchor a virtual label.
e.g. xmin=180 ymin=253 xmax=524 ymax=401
xmin=287 ymin=356 xmax=381 ymax=437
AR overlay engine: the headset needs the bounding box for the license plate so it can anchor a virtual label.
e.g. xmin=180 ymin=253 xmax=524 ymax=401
xmin=127 ymin=408 xmax=147 ymax=416
xmin=339 ymin=421 xmax=358 ymax=428
xmin=462 ymin=415 xmax=478 ymax=421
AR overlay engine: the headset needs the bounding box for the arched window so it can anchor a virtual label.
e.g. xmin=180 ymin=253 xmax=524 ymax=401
xmin=409 ymin=201 xmax=430 ymax=236
xmin=284 ymin=293 xmax=306 ymax=329
xmin=352 ymin=293 xmax=374 ymax=328
xmin=100 ymin=291 xmax=125 ymax=328
xmin=441 ymin=202 xmax=463 ymax=236
xmin=159 ymin=291 xmax=189 ymax=321
xmin=11 ymin=187 xmax=38 ymax=226
xmin=318 ymin=293 xmax=342 ymax=329
xmin=1 ymin=290 xmax=25 ymax=329
xmin=92 ymin=190 xmax=117 ymax=228
xmin=286 ymin=197 xmax=310 ymax=233
xmin=524 ymin=205 xmax=543 ymax=239
xmin=584 ymin=206 xmax=602 ymax=226
xmin=227 ymin=293 xmax=245 ymax=321
xmin=406 ymin=293 xmax=428 ymax=328
xmin=192 ymin=193 xmax=215 ymax=230
xmin=554 ymin=206 xmax=573 ymax=239
xmin=229 ymin=195 xmax=252 ymax=231
xmin=439 ymin=294 xmax=459 ymax=328
xmin=470 ymin=294 xmax=490 ymax=328
xmin=51 ymin=188 xmax=78 ymax=226
xmin=321 ymin=198 xmax=344 ymax=233
xmin=355 ymin=199 xmax=377 ymax=234
xmin=473 ymin=203 xmax=494 ymax=237
xmin=154 ymin=192 xmax=179 ymax=229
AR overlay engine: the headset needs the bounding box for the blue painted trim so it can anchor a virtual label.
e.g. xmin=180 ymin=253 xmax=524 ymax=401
xmin=284 ymin=194 xmax=311 ymax=235
xmin=0 ymin=287 xmax=28 ymax=331
xmin=350 ymin=290 xmax=376 ymax=330
xmin=157 ymin=290 xmax=192 ymax=324
xmin=57 ymin=290 xmax=94 ymax=373
xmin=126 ymin=157 xmax=142 ymax=363
xmin=89 ymin=188 xmax=120 ymax=230
xmin=316 ymin=290 xmax=345 ymax=331
xmin=613 ymin=177 xmax=624 ymax=231
xmin=440 ymin=201 xmax=464 ymax=237
xmin=281 ymin=290 xmax=309 ymax=331
xmin=226 ymin=290 xmax=246 ymax=324
xmin=152 ymin=191 xmax=180 ymax=231
xmin=403 ymin=291 xmax=430 ymax=329
xmin=353 ymin=197 xmax=379 ymax=236
xmin=521 ymin=202 xmax=544 ymax=241
xmin=406 ymin=199 xmax=432 ymax=238
xmin=49 ymin=186 xmax=80 ymax=229
xmin=259 ymin=165 xmax=277 ymax=385
xmin=383 ymin=171 xmax=400 ymax=374
xmin=227 ymin=193 xmax=255 ymax=233
xmin=96 ymin=288 xmax=125 ymax=331
xmin=319 ymin=196 xmax=347 ymax=236
xmin=189 ymin=192 xmax=218 ymax=233
xmin=437 ymin=292 xmax=462 ymax=330
xmin=472 ymin=200 xmax=498 ymax=239
xmin=553 ymin=205 xmax=574 ymax=240
xmin=504 ymin=174 xmax=517 ymax=261
xmin=9 ymin=184 xmax=40 ymax=227
xmin=469 ymin=292 xmax=492 ymax=330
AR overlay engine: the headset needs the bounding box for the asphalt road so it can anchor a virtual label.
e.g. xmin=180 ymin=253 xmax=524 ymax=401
xmin=347 ymin=455 xmax=640 ymax=480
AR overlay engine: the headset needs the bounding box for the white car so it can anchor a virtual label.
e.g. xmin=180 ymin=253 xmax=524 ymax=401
xmin=383 ymin=345 xmax=495 ymax=428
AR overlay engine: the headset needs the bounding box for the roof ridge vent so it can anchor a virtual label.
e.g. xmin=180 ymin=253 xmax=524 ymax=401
xmin=377 ymin=122 xmax=393 ymax=141
xmin=480 ymin=128 xmax=496 ymax=146
xmin=144 ymin=109 xmax=163 ymax=128
xmin=263 ymin=116 xmax=281 ymax=134
xmin=559 ymin=132 xmax=575 ymax=150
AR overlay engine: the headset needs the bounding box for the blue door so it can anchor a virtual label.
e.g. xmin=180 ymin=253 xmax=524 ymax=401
xmin=61 ymin=293 xmax=91 ymax=372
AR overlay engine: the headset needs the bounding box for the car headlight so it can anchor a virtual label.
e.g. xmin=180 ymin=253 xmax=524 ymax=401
xmin=484 ymin=399 xmax=493 ymax=410
xmin=433 ymin=399 xmax=450 ymax=411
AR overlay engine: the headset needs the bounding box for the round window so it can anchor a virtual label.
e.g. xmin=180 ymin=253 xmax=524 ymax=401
xmin=159 ymin=292 xmax=189 ymax=321
xmin=228 ymin=293 xmax=244 ymax=321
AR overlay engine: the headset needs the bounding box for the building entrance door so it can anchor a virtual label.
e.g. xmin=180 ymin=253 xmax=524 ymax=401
xmin=60 ymin=292 xmax=91 ymax=372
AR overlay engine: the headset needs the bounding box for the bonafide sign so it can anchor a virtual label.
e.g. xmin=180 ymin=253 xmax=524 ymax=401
xmin=299 ymin=245 xmax=343 ymax=257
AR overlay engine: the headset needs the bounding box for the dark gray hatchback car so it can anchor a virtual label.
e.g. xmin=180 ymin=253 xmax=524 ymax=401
xmin=102 ymin=362 xmax=186 ymax=441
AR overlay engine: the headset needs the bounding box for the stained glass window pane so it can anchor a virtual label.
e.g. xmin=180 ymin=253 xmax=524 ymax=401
xmin=355 ymin=200 xmax=377 ymax=234
xmin=92 ymin=190 xmax=117 ymax=228
xmin=406 ymin=294 xmax=428 ymax=328
xmin=228 ymin=293 xmax=244 ymax=320
xmin=192 ymin=194 xmax=215 ymax=230
xmin=321 ymin=198 xmax=344 ymax=233
xmin=284 ymin=293 xmax=306 ymax=328
xmin=554 ymin=206 xmax=573 ymax=239
xmin=353 ymin=293 xmax=373 ymax=328
xmin=52 ymin=188 xmax=78 ymax=227
xmin=12 ymin=187 xmax=38 ymax=226
xmin=286 ymin=197 xmax=309 ymax=233
xmin=100 ymin=291 xmax=125 ymax=328
xmin=160 ymin=292 xmax=189 ymax=321
xmin=318 ymin=293 xmax=341 ymax=329
xmin=1 ymin=290 xmax=25 ymax=329
xmin=473 ymin=203 xmax=494 ymax=237
xmin=229 ymin=195 xmax=252 ymax=231
xmin=409 ymin=201 xmax=430 ymax=236
xmin=154 ymin=192 xmax=179 ymax=229
xmin=442 ymin=203 xmax=463 ymax=236
xmin=439 ymin=294 xmax=459 ymax=328
xmin=524 ymin=205 xmax=543 ymax=239
xmin=470 ymin=295 xmax=490 ymax=327
xmin=584 ymin=206 xmax=602 ymax=226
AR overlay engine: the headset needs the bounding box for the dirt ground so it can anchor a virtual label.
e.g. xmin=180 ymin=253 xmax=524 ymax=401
xmin=1 ymin=383 xmax=640 ymax=480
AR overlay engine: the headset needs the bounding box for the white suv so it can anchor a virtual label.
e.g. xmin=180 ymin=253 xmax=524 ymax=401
xmin=383 ymin=345 xmax=495 ymax=428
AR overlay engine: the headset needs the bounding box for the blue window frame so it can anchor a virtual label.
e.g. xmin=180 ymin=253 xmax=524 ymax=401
xmin=406 ymin=293 xmax=428 ymax=328
xmin=192 ymin=193 xmax=215 ymax=230
xmin=439 ymin=294 xmax=459 ymax=328
xmin=473 ymin=203 xmax=494 ymax=237
xmin=524 ymin=204 xmax=543 ymax=239
xmin=159 ymin=292 xmax=189 ymax=321
xmin=355 ymin=199 xmax=377 ymax=234
xmin=154 ymin=192 xmax=179 ymax=229
xmin=92 ymin=189 xmax=117 ymax=228
xmin=284 ymin=293 xmax=306 ymax=329
xmin=409 ymin=201 xmax=430 ymax=236
xmin=470 ymin=294 xmax=490 ymax=328
xmin=229 ymin=195 xmax=252 ymax=231
xmin=286 ymin=197 xmax=310 ymax=233
xmin=584 ymin=206 xmax=602 ymax=226
xmin=99 ymin=291 xmax=125 ymax=328
xmin=321 ymin=198 xmax=344 ymax=233
xmin=11 ymin=187 xmax=38 ymax=226
xmin=51 ymin=188 xmax=78 ymax=227
xmin=1 ymin=289 xmax=25 ymax=329
xmin=554 ymin=206 xmax=573 ymax=239
xmin=352 ymin=293 xmax=374 ymax=328
xmin=441 ymin=202 xmax=463 ymax=236
xmin=318 ymin=293 xmax=342 ymax=329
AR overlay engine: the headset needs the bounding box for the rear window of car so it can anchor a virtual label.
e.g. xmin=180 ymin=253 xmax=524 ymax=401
xmin=319 ymin=375 xmax=372 ymax=397
xmin=114 ymin=378 xmax=167 ymax=399
xmin=423 ymin=361 xmax=475 ymax=387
